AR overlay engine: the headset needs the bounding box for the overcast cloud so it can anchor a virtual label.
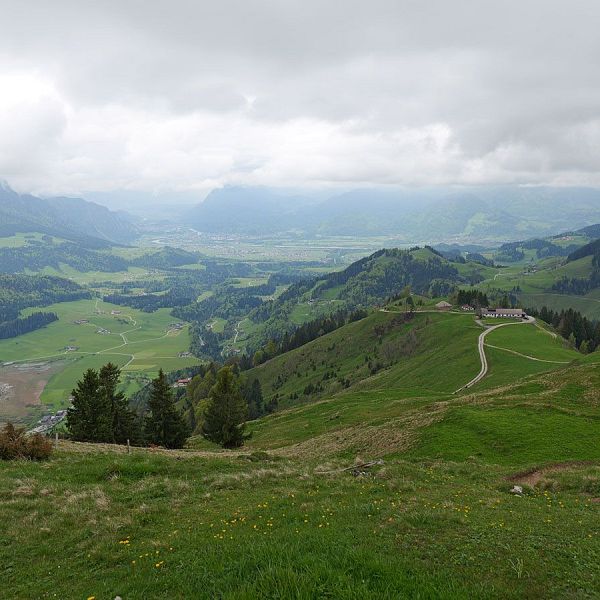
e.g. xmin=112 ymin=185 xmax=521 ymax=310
xmin=1 ymin=0 xmax=599 ymax=196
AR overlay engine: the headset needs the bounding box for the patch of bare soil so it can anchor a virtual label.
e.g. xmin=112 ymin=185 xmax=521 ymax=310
xmin=508 ymin=461 xmax=596 ymax=487
xmin=0 ymin=361 xmax=65 ymax=422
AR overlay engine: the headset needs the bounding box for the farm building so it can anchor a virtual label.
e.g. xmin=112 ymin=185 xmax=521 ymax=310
xmin=481 ymin=308 xmax=525 ymax=318
xmin=173 ymin=378 xmax=192 ymax=388
xmin=435 ymin=301 xmax=452 ymax=311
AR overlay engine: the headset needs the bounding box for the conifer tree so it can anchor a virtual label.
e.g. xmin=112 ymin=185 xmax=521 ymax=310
xmin=67 ymin=368 xmax=111 ymax=442
xmin=67 ymin=364 xmax=139 ymax=444
xmin=99 ymin=363 xmax=140 ymax=444
xmin=144 ymin=369 xmax=190 ymax=449
xmin=245 ymin=378 xmax=264 ymax=419
xmin=202 ymin=366 xmax=248 ymax=448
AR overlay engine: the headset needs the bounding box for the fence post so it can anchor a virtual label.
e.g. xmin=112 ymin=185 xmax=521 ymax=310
xmin=127 ymin=438 xmax=131 ymax=454
xmin=54 ymin=431 xmax=59 ymax=449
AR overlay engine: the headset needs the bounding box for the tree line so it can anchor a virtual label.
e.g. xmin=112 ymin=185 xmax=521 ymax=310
xmin=234 ymin=308 xmax=368 ymax=369
xmin=184 ymin=364 xmax=257 ymax=447
xmin=183 ymin=362 xmax=268 ymax=430
xmin=67 ymin=362 xmax=252 ymax=449
xmin=68 ymin=363 xmax=189 ymax=448
xmin=527 ymin=306 xmax=600 ymax=352
xmin=454 ymin=289 xmax=489 ymax=307
xmin=0 ymin=311 xmax=58 ymax=340
xmin=0 ymin=274 xmax=89 ymax=321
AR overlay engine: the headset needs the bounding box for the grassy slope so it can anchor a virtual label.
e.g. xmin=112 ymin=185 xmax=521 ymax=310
xmin=246 ymin=310 xmax=583 ymax=410
xmin=221 ymin=311 xmax=595 ymax=463
xmin=2 ymin=309 xmax=600 ymax=597
xmin=485 ymin=323 xmax=580 ymax=362
xmin=247 ymin=311 xmax=482 ymax=408
xmin=0 ymin=299 xmax=198 ymax=410
xmin=1 ymin=360 xmax=599 ymax=599
xmin=476 ymin=254 xmax=600 ymax=319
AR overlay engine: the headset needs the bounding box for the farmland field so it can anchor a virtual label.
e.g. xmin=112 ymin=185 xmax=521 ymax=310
xmin=0 ymin=299 xmax=198 ymax=421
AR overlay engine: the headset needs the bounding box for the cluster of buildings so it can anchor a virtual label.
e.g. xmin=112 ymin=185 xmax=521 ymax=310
xmin=29 ymin=409 xmax=68 ymax=434
xmin=435 ymin=301 xmax=525 ymax=318
xmin=480 ymin=307 xmax=525 ymax=318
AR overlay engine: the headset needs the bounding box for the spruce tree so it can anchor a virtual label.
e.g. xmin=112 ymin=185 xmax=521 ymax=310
xmin=246 ymin=378 xmax=264 ymax=419
xmin=68 ymin=364 xmax=139 ymax=444
xmin=67 ymin=368 xmax=111 ymax=442
xmin=144 ymin=369 xmax=190 ymax=449
xmin=202 ymin=366 xmax=248 ymax=448
xmin=99 ymin=363 xmax=140 ymax=444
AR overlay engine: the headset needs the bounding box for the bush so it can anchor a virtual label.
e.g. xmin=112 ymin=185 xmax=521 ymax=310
xmin=0 ymin=422 xmax=53 ymax=461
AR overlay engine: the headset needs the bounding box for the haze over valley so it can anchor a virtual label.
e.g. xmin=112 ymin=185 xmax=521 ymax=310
xmin=1 ymin=2 xmax=599 ymax=598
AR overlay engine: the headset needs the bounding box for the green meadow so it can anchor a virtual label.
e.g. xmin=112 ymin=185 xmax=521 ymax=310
xmin=0 ymin=299 xmax=198 ymax=411
xmin=1 ymin=359 xmax=599 ymax=599
xmin=485 ymin=323 xmax=581 ymax=363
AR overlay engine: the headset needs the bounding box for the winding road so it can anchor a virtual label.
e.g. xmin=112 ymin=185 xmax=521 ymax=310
xmin=454 ymin=317 xmax=536 ymax=393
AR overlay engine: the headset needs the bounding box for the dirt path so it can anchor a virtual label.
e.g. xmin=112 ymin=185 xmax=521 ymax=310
xmin=484 ymin=342 xmax=571 ymax=364
xmin=454 ymin=317 xmax=536 ymax=393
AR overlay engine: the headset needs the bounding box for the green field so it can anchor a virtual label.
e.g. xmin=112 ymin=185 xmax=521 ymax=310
xmin=0 ymin=232 xmax=62 ymax=248
xmin=0 ymin=299 xmax=199 ymax=413
xmin=25 ymin=264 xmax=159 ymax=286
xmin=245 ymin=309 xmax=589 ymax=410
xmin=485 ymin=323 xmax=580 ymax=362
xmin=1 ymin=358 xmax=599 ymax=598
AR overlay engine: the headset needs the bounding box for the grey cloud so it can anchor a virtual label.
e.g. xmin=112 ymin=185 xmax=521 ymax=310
xmin=0 ymin=0 xmax=599 ymax=193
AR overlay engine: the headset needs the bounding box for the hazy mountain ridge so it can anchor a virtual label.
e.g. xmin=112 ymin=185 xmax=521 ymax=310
xmin=188 ymin=186 xmax=600 ymax=241
xmin=0 ymin=183 xmax=138 ymax=245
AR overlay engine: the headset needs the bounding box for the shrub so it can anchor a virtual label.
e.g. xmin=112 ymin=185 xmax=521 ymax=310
xmin=0 ymin=422 xmax=53 ymax=461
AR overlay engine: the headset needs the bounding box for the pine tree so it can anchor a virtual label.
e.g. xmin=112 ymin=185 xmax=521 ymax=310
xmin=67 ymin=364 xmax=139 ymax=444
xmin=67 ymin=368 xmax=111 ymax=442
xmin=99 ymin=363 xmax=140 ymax=444
xmin=144 ymin=369 xmax=190 ymax=449
xmin=202 ymin=366 xmax=248 ymax=448
xmin=245 ymin=378 xmax=264 ymax=419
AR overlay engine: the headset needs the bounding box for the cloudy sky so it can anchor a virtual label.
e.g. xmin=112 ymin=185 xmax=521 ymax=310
xmin=1 ymin=0 xmax=599 ymax=197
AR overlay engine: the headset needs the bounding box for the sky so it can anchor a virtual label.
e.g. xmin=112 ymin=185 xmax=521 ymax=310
xmin=1 ymin=0 xmax=600 ymax=198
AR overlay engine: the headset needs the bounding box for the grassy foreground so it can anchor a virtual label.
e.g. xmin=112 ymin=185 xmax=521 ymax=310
xmin=2 ymin=310 xmax=599 ymax=598
xmin=1 ymin=447 xmax=598 ymax=600
xmin=2 ymin=360 xmax=600 ymax=598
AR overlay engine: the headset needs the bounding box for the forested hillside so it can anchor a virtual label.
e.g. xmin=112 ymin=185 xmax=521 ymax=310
xmin=245 ymin=247 xmax=481 ymax=344
xmin=0 ymin=182 xmax=137 ymax=244
xmin=0 ymin=274 xmax=89 ymax=321
xmin=0 ymin=240 xmax=128 ymax=273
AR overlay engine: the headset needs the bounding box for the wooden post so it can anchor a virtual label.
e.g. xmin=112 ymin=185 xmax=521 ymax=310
xmin=54 ymin=432 xmax=59 ymax=448
xmin=127 ymin=438 xmax=131 ymax=454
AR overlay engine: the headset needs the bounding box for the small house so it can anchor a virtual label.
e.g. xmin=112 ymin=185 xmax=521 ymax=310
xmin=435 ymin=301 xmax=452 ymax=311
xmin=173 ymin=378 xmax=192 ymax=388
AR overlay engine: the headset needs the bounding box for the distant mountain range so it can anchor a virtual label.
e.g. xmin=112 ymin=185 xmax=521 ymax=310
xmin=187 ymin=186 xmax=600 ymax=242
xmin=0 ymin=182 xmax=137 ymax=245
